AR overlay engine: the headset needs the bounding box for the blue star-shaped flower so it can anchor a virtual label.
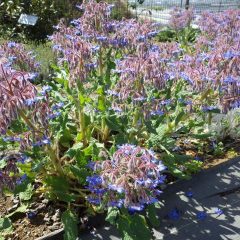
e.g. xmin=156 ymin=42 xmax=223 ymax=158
xmin=196 ymin=211 xmax=207 ymax=221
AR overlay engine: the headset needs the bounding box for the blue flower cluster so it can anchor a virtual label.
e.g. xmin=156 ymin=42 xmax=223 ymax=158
xmin=32 ymin=137 xmax=51 ymax=147
xmin=86 ymin=145 xmax=166 ymax=214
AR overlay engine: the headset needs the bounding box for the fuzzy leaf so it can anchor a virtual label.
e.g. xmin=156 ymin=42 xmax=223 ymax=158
xmin=116 ymin=214 xmax=152 ymax=240
xmin=6 ymin=205 xmax=28 ymax=218
xmin=106 ymin=207 xmax=119 ymax=225
xmin=0 ymin=160 xmax=7 ymax=169
xmin=70 ymin=165 xmax=89 ymax=184
xmin=147 ymin=204 xmax=160 ymax=227
xmin=19 ymin=183 xmax=34 ymax=201
xmin=0 ymin=217 xmax=12 ymax=233
xmin=62 ymin=210 xmax=78 ymax=240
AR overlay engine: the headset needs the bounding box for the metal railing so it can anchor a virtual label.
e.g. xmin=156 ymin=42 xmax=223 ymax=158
xmin=117 ymin=0 xmax=240 ymax=22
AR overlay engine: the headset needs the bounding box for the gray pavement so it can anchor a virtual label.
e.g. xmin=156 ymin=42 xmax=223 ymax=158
xmin=80 ymin=157 xmax=240 ymax=240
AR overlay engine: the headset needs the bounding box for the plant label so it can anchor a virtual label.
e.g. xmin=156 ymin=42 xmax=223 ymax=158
xmin=18 ymin=14 xmax=38 ymax=26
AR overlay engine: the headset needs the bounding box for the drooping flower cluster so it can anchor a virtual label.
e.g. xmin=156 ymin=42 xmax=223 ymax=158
xmin=0 ymin=64 xmax=38 ymax=135
xmin=0 ymin=153 xmax=28 ymax=194
xmin=0 ymin=59 xmax=61 ymax=150
xmin=86 ymin=144 xmax=166 ymax=212
xmin=172 ymin=9 xmax=240 ymax=112
xmin=50 ymin=0 xmax=161 ymax=86
xmin=0 ymin=41 xmax=40 ymax=75
xmin=169 ymin=7 xmax=194 ymax=30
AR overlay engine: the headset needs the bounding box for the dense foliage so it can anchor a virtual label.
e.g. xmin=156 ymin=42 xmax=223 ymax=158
xmin=0 ymin=0 xmax=130 ymax=42
xmin=0 ymin=1 xmax=240 ymax=239
xmin=0 ymin=0 xmax=81 ymax=41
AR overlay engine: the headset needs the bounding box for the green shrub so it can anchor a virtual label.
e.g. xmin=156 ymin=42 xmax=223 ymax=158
xmin=0 ymin=0 xmax=81 ymax=42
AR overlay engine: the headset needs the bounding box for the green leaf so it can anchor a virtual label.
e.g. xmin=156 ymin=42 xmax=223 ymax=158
xmin=130 ymin=215 xmax=152 ymax=240
xmin=192 ymin=133 xmax=212 ymax=139
xmin=65 ymin=142 xmax=84 ymax=160
xmin=14 ymin=178 xmax=30 ymax=195
xmin=82 ymin=144 xmax=93 ymax=156
xmin=174 ymin=111 xmax=185 ymax=126
xmin=17 ymin=162 xmax=35 ymax=178
xmin=114 ymin=133 xmax=128 ymax=145
xmin=106 ymin=207 xmax=119 ymax=225
xmin=98 ymin=95 xmax=106 ymax=111
xmin=0 ymin=160 xmax=7 ymax=169
xmin=62 ymin=210 xmax=78 ymax=240
xmin=116 ymin=215 xmax=133 ymax=240
xmin=146 ymin=204 xmax=160 ymax=227
xmin=19 ymin=183 xmax=34 ymax=201
xmin=116 ymin=214 xmax=152 ymax=240
xmin=0 ymin=217 xmax=12 ymax=233
xmin=6 ymin=205 xmax=28 ymax=218
xmin=70 ymin=165 xmax=89 ymax=184
xmin=105 ymin=116 xmax=122 ymax=132
xmin=45 ymin=176 xmax=76 ymax=202
xmin=156 ymin=124 xmax=168 ymax=140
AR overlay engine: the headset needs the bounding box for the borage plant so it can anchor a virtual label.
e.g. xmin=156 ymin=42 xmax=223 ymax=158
xmin=1 ymin=0 xmax=240 ymax=239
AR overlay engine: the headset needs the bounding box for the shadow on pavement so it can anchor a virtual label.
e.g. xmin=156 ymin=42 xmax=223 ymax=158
xmin=79 ymin=157 xmax=240 ymax=240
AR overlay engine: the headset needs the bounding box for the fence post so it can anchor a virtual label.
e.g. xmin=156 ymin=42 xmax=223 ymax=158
xmin=218 ymin=0 xmax=223 ymax=12
xmin=185 ymin=0 xmax=190 ymax=9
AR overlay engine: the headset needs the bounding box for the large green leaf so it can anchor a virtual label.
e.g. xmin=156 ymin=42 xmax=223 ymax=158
xmin=6 ymin=205 xmax=28 ymax=218
xmin=0 ymin=217 xmax=12 ymax=232
xmin=19 ymin=183 xmax=34 ymax=201
xmin=45 ymin=176 xmax=77 ymax=202
xmin=106 ymin=207 xmax=119 ymax=225
xmin=70 ymin=165 xmax=89 ymax=184
xmin=62 ymin=210 xmax=78 ymax=240
xmin=0 ymin=160 xmax=6 ymax=169
xmin=146 ymin=204 xmax=160 ymax=227
xmin=105 ymin=116 xmax=122 ymax=132
xmin=116 ymin=214 xmax=152 ymax=240
xmin=130 ymin=215 xmax=152 ymax=240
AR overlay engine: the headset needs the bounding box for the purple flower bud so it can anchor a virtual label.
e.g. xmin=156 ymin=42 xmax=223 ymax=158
xmin=27 ymin=211 xmax=37 ymax=219
xmin=180 ymin=72 xmax=194 ymax=85
xmin=47 ymin=112 xmax=61 ymax=119
xmin=96 ymin=36 xmax=108 ymax=42
xmin=28 ymin=72 xmax=39 ymax=81
xmin=150 ymin=110 xmax=164 ymax=116
xmin=223 ymin=51 xmax=236 ymax=60
xmin=40 ymin=85 xmax=52 ymax=95
xmin=16 ymin=174 xmax=27 ymax=185
xmin=224 ymin=76 xmax=236 ymax=83
xmin=202 ymin=106 xmax=218 ymax=112
xmin=128 ymin=204 xmax=145 ymax=215
xmin=108 ymin=199 xmax=124 ymax=208
xmin=147 ymin=31 xmax=159 ymax=38
xmin=108 ymin=184 xmax=125 ymax=194
xmin=87 ymin=197 xmax=101 ymax=205
xmin=86 ymin=175 xmax=102 ymax=186
xmin=41 ymin=137 xmax=51 ymax=145
xmin=24 ymin=98 xmax=36 ymax=106
xmin=7 ymin=42 xmax=17 ymax=48
xmin=52 ymin=102 xmax=64 ymax=111
xmin=91 ymin=45 xmax=100 ymax=53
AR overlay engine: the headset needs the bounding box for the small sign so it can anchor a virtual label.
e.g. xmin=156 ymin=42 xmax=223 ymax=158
xmin=18 ymin=14 xmax=38 ymax=26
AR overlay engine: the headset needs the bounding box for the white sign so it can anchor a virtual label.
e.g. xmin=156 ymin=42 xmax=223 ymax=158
xmin=18 ymin=14 xmax=38 ymax=26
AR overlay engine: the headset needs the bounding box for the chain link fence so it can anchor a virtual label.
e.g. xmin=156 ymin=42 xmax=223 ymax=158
xmin=114 ymin=0 xmax=240 ymax=23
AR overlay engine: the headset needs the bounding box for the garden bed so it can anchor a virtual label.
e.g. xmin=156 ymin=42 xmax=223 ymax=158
xmin=0 ymin=1 xmax=240 ymax=240
xmin=1 ymin=147 xmax=239 ymax=240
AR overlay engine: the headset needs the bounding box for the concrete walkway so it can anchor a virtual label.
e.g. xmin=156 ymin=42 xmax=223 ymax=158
xmin=80 ymin=157 xmax=240 ymax=240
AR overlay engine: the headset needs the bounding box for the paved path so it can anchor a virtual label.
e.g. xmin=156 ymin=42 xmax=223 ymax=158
xmin=80 ymin=157 xmax=240 ymax=240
